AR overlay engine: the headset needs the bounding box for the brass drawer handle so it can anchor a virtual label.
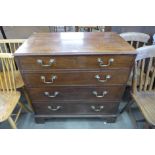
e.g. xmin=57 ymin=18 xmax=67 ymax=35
xmin=41 ymin=75 xmax=57 ymax=84
xmin=92 ymin=91 xmax=108 ymax=98
xmin=97 ymin=58 xmax=114 ymax=67
xmin=91 ymin=105 xmax=104 ymax=112
xmin=37 ymin=58 xmax=55 ymax=67
xmin=47 ymin=105 xmax=61 ymax=111
xmin=44 ymin=91 xmax=59 ymax=98
xmin=95 ymin=74 xmax=111 ymax=83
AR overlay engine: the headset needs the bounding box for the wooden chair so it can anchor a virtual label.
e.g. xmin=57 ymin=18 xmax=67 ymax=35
xmin=0 ymin=53 xmax=29 ymax=129
xmin=53 ymin=26 xmax=67 ymax=32
xmin=120 ymin=32 xmax=150 ymax=49
xmin=0 ymin=39 xmax=25 ymax=53
xmin=153 ymin=34 xmax=155 ymax=45
xmin=98 ymin=26 xmax=105 ymax=32
xmin=120 ymin=32 xmax=151 ymax=88
xmin=75 ymin=26 xmax=99 ymax=32
xmin=0 ymin=39 xmax=33 ymax=111
xmin=121 ymin=45 xmax=155 ymax=128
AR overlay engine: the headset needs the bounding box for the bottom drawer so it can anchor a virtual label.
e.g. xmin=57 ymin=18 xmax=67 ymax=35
xmin=33 ymin=101 xmax=119 ymax=115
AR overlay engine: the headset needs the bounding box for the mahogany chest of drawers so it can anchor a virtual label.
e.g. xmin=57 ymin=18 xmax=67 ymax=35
xmin=14 ymin=32 xmax=136 ymax=123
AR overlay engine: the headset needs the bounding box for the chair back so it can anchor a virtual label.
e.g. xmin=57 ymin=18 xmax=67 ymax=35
xmin=0 ymin=39 xmax=25 ymax=53
xmin=76 ymin=26 xmax=99 ymax=32
xmin=0 ymin=53 xmax=16 ymax=92
xmin=133 ymin=45 xmax=155 ymax=94
xmin=120 ymin=32 xmax=150 ymax=48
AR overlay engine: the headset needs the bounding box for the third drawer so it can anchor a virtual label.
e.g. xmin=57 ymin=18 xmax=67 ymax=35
xmin=27 ymin=86 xmax=125 ymax=102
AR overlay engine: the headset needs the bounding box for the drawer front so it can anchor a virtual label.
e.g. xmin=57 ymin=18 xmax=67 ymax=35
xmin=17 ymin=55 xmax=134 ymax=70
xmin=33 ymin=101 xmax=119 ymax=115
xmin=23 ymin=70 xmax=130 ymax=87
xmin=27 ymin=86 xmax=125 ymax=102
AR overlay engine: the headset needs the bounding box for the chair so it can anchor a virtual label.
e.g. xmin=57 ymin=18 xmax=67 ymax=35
xmin=0 ymin=53 xmax=29 ymax=128
xmin=75 ymin=26 xmax=100 ymax=32
xmin=0 ymin=39 xmax=25 ymax=53
xmin=120 ymin=33 xmax=151 ymax=88
xmin=53 ymin=26 xmax=68 ymax=32
xmin=122 ymin=45 xmax=155 ymax=128
xmin=153 ymin=34 xmax=155 ymax=45
xmin=98 ymin=26 xmax=105 ymax=32
xmin=120 ymin=32 xmax=150 ymax=49
xmin=0 ymin=39 xmax=33 ymax=111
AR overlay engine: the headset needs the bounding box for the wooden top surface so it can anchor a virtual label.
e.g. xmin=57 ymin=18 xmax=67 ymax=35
xmin=14 ymin=32 xmax=136 ymax=56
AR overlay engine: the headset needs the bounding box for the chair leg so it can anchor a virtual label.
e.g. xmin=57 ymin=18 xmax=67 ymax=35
xmin=22 ymin=87 xmax=33 ymax=112
xmin=54 ymin=26 xmax=57 ymax=32
xmin=14 ymin=106 xmax=22 ymax=123
xmin=120 ymin=100 xmax=133 ymax=114
xmin=18 ymin=101 xmax=32 ymax=113
xmin=8 ymin=117 xmax=17 ymax=129
xmin=128 ymin=107 xmax=139 ymax=128
xmin=143 ymin=122 xmax=152 ymax=129
xmin=136 ymin=119 xmax=145 ymax=123
xmin=64 ymin=26 xmax=67 ymax=32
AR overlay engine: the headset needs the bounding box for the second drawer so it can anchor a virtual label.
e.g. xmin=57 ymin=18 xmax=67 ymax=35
xmin=23 ymin=70 xmax=130 ymax=86
xmin=27 ymin=86 xmax=125 ymax=102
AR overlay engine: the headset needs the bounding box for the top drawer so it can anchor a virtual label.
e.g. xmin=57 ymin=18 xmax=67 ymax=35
xmin=16 ymin=55 xmax=134 ymax=71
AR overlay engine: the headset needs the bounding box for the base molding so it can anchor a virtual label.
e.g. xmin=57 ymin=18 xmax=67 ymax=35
xmin=34 ymin=114 xmax=117 ymax=124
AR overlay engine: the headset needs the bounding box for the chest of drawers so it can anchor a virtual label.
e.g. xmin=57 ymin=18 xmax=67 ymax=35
xmin=14 ymin=32 xmax=136 ymax=123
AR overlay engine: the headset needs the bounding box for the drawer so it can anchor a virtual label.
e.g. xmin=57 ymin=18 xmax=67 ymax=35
xmin=33 ymin=101 xmax=119 ymax=115
xmin=27 ymin=86 xmax=125 ymax=102
xmin=23 ymin=70 xmax=130 ymax=87
xmin=17 ymin=55 xmax=134 ymax=70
